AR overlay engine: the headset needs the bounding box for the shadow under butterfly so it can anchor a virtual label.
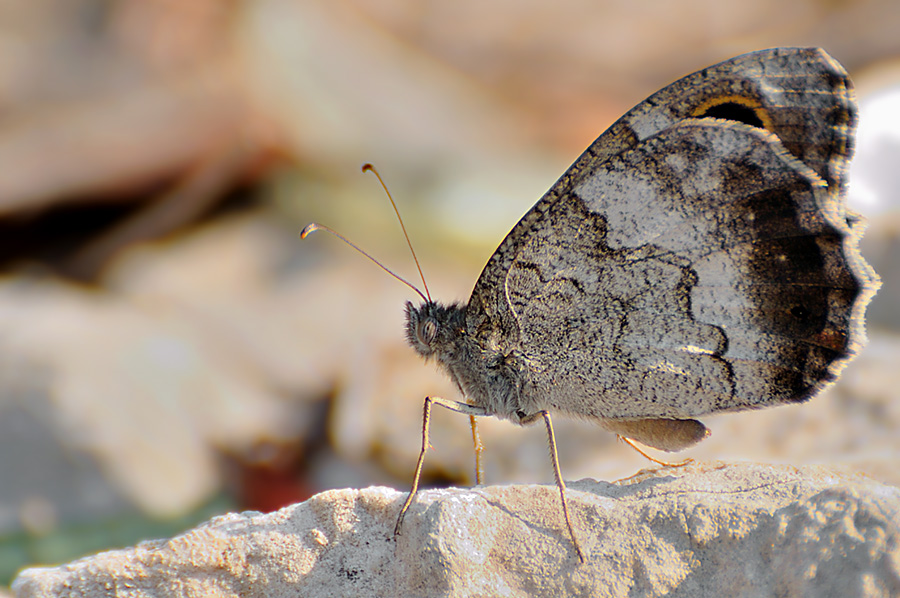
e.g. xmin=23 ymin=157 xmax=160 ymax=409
xmin=304 ymin=47 xmax=880 ymax=563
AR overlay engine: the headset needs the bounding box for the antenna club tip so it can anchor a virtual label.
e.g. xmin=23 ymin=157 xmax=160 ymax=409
xmin=300 ymin=223 xmax=320 ymax=239
xmin=361 ymin=163 xmax=374 ymax=173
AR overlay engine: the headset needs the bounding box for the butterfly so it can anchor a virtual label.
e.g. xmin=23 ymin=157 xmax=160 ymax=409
xmin=387 ymin=47 xmax=882 ymax=562
xmin=309 ymin=47 xmax=880 ymax=563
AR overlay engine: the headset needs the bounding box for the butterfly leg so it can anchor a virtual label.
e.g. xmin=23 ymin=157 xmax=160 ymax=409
xmin=395 ymin=397 xmax=491 ymax=538
xmin=618 ymin=436 xmax=694 ymax=468
xmin=540 ymin=411 xmax=586 ymax=563
xmin=470 ymin=415 xmax=484 ymax=485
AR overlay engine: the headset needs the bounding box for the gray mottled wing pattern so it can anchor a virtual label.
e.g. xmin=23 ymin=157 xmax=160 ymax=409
xmin=464 ymin=48 xmax=877 ymax=421
xmin=468 ymin=48 xmax=856 ymax=349
xmin=511 ymin=120 xmax=862 ymax=419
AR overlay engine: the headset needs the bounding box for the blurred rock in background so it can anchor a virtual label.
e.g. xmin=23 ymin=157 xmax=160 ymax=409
xmin=0 ymin=0 xmax=898 ymax=587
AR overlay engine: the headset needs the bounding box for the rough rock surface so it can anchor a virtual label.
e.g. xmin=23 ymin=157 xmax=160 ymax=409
xmin=13 ymin=462 xmax=900 ymax=598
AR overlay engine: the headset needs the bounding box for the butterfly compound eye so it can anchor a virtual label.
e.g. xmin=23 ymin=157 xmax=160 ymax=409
xmin=419 ymin=319 xmax=438 ymax=345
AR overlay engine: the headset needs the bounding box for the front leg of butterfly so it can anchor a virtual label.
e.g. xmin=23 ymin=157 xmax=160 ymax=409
xmin=393 ymin=395 xmax=587 ymax=563
xmin=394 ymin=396 xmax=492 ymax=539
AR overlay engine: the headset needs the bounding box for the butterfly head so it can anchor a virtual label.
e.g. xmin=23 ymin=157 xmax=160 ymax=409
xmin=404 ymin=301 xmax=467 ymax=361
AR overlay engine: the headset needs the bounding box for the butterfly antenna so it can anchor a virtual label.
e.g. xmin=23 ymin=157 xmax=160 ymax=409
xmin=362 ymin=163 xmax=432 ymax=302
xmin=301 ymin=223 xmax=429 ymax=303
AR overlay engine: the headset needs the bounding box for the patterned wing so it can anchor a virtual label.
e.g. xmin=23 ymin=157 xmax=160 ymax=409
xmin=466 ymin=47 xmax=863 ymax=359
xmin=478 ymin=119 xmax=877 ymax=420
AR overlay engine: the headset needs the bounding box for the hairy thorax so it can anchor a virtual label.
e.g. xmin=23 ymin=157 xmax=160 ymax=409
xmin=405 ymin=300 xmax=530 ymax=423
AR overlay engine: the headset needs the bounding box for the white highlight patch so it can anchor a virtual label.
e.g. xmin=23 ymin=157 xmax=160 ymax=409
xmin=652 ymin=361 xmax=688 ymax=376
xmin=681 ymin=344 xmax=715 ymax=355
xmin=629 ymin=112 xmax=674 ymax=139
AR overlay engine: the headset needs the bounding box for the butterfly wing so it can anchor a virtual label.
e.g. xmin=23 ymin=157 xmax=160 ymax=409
xmin=465 ymin=48 xmax=877 ymax=422
xmin=468 ymin=48 xmax=857 ymax=346
xmin=590 ymin=47 xmax=856 ymax=193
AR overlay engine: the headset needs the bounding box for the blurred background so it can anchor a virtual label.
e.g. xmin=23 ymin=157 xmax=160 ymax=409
xmin=1 ymin=0 xmax=899 ymax=587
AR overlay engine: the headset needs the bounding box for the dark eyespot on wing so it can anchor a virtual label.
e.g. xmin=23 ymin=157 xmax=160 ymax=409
xmin=698 ymin=102 xmax=766 ymax=128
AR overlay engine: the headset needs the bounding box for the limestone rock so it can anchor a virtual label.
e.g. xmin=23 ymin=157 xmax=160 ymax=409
xmin=13 ymin=462 xmax=900 ymax=598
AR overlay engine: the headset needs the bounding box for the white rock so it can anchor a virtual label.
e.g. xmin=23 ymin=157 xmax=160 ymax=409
xmin=12 ymin=462 xmax=900 ymax=598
